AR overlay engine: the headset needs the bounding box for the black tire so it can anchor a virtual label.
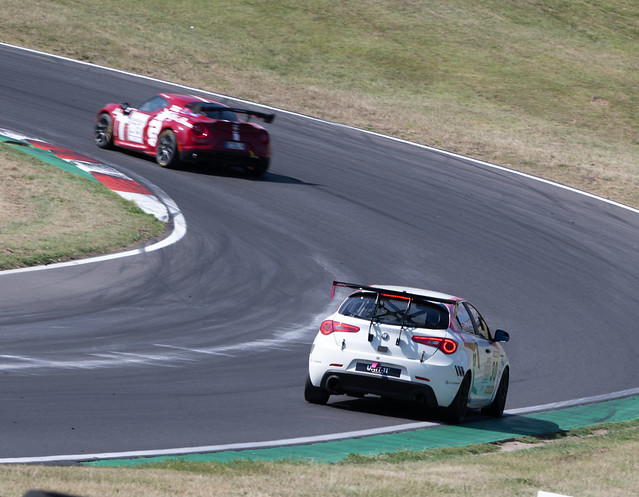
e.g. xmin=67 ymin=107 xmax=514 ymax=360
xmin=156 ymin=129 xmax=179 ymax=168
xmin=304 ymin=374 xmax=330 ymax=405
xmin=445 ymin=374 xmax=470 ymax=424
xmin=94 ymin=112 xmax=114 ymax=149
xmin=482 ymin=367 xmax=509 ymax=417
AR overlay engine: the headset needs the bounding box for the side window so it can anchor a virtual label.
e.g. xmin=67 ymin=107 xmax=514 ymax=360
xmin=466 ymin=303 xmax=491 ymax=340
xmin=455 ymin=303 xmax=475 ymax=334
xmin=138 ymin=96 xmax=169 ymax=113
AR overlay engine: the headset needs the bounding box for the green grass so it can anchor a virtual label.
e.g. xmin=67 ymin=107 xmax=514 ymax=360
xmin=0 ymin=0 xmax=638 ymax=494
xmin=2 ymin=0 xmax=638 ymax=205
xmin=0 ymin=420 xmax=637 ymax=496
xmin=0 ymin=144 xmax=165 ymax=269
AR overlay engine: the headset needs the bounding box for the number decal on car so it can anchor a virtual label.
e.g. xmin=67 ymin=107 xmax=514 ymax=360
xmin=147 ymin=117 xmax=163 ymax=147
xmin=147 ymin=109 xmax=177 ymax=147
xmin=490 ymin=361 xmax=498 ymax=383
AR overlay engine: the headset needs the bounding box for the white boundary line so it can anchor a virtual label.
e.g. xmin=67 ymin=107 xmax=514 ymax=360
xmin=2 ymin=41 xmax=638 ymax=276
xmin=1 ymin=42 xmax=638 ymax=464
xmin=0 ymin=186 xmax=186 ymax=275
xmin=0 ymin=387 xmax=637 ymax=465
xmin=2 ymin=41 xmax=638 ymax=218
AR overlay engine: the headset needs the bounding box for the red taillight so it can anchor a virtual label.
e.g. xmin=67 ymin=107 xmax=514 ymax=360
xmin=412 ymin=336 xmax=458 ymax=354
xmin=320 ymin=320 xmax=360 ymax=335
xmin=259 ymin=132 xmax=269 ymax=144
xmin=192 ymin=123 xmax=204 ymax=136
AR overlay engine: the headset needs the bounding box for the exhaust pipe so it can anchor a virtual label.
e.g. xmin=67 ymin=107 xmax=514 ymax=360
xmin=326 ymin=375 xmax=343 ymax=394
xmin=412 ymin=390 xmax=427 ymax=404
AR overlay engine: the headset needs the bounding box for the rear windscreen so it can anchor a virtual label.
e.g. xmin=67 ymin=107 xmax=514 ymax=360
xmin=338 ymin=293 xmax=449 ymax=329
xmin=186 ymin=103 xmax=239 ymax=122
xmin=202 ymin=109 xmax=239 ymax=121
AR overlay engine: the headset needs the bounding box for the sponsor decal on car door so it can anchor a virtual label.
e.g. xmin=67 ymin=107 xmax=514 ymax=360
xmin=464 ymin=302 xmax=499 ymax=401
xmin=472 ymin=335 xmax=499 ymax=401
xmin=125 ymin=111 xmax=150 ymax=144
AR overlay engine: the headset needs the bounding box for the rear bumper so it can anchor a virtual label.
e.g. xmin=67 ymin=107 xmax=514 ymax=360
xmin=180 ymin=148 xmax=268 ymax=164
xmin=319 ymin=371 xmax=439 ymax=408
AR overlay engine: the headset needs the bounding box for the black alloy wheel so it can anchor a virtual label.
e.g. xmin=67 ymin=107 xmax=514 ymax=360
xmin=94 ymin=113 xmax=114 ymax=149
xmin=156 ymin=129 xmax=179 ymax=168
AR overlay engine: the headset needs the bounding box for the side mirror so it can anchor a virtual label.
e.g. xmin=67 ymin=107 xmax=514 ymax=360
xmin=493 ymin=329 xmax=510 ymax=343
xmin=120 ymin=102 xmax=132 ymax=115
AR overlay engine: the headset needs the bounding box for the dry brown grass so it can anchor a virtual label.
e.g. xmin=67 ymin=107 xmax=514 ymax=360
xmin=0 ymin=1 xmax=638 ymax=494
xmin=0 ymin=144 xmax=164 ymax=269
xmin=2 ymin=0 xmax=638 ymax=207
xmin=0 ymin=422 xmax=638 ymax=496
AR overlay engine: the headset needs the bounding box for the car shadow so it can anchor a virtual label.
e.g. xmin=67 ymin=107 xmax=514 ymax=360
xmin=106 ymin=149 xmax=315 ymax=185
xmin=328 ymin=396 xmax=443 ymax=422
xmin=326 ymin=397 xmax=563 ymax=439
xmin=177 ymin=162 xmax=316 ymax=185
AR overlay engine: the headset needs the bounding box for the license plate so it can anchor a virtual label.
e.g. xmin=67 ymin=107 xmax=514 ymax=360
xmin=356 ymin=362 xmax=401 ymax=378
xmin=225 ymin=141 xmax=246 ymax=150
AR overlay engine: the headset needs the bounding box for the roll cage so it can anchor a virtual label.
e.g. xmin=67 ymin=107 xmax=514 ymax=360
xmin=331 ymin=281 xmax=455 ymax=342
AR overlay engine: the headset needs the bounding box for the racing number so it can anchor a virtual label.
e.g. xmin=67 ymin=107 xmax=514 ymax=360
xmin=147 ymin=117 xmax=163 ymax=147
xmin=470 ymin=343 xmax=480 ymax=369
xmin=490 ymin=361 xmax=498 ymax=383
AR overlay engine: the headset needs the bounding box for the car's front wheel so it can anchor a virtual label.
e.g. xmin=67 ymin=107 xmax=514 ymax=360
xmin=156 ymin=129 xmax=179 ymax=168
xmin=94 ymin=113 xmax=114 ymax=149
xmin=482 ymin=367 xmax=509 ymax=417
xmin=304 ymin=375 xmax=330 ymax=405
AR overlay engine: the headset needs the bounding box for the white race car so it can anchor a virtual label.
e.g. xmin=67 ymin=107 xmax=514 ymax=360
xmin=305 ymin=281 xmax=510 ymax=422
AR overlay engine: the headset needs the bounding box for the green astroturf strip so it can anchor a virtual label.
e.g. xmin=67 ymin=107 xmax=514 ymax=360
xmin=85 ymin=395 xmax=639 ymax=467
xmin=0 ymin=134 xmax=97 ymax=182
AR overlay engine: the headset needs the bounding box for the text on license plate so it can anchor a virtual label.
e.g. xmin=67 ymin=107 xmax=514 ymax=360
xmin=225 ymin=141 xmax=246 ymax=150
xmin=356 ymin=362 xmax=401 ymax=378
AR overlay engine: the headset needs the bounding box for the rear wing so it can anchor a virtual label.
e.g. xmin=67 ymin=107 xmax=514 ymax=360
xmin=197 ymin=104 xmax=275 ymax=123
xmin=331 ymin=281 xmax=454 ymax=340
xmin=331 ymin=280 xmax=457 ymax=305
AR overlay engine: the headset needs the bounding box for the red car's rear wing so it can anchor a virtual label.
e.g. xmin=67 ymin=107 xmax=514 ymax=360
xmin=197 ymin=104 xmax=275 ymax=123
xmin=331 ymin=280 xmax=457 ymax=305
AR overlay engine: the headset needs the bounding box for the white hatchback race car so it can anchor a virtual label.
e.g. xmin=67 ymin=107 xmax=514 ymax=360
xmin=305 ymin=281 xmax=510 ymax=423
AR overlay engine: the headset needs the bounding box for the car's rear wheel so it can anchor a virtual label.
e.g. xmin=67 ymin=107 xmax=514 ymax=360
xmin=156 ymin=129 xmax=179 ymax=168
xmin=94 ymin=113 xmax=114 ymax=149
xmin=482 ymin=367 xmax=509 ymax=417
xmin=304 ymin=375 xmax=330 ymax=405
xmin=445 ymin=374 xmax=470 ymax=424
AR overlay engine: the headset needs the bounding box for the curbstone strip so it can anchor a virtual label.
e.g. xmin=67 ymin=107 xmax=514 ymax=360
xmin=0 ymin=128 xmax=169 ymax=222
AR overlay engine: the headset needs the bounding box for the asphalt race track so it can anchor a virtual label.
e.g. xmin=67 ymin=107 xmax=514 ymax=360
xmin=1 ymin=44 xmax=638 ymax=460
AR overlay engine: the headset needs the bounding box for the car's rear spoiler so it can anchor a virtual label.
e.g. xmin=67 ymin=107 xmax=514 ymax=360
xmin=331 ymin=280 xmax=457 ymax=304
xmin=332 ymin=281 xmax=455 ymax=341
xmin=198 ymin=104 xmax=275 ymax=123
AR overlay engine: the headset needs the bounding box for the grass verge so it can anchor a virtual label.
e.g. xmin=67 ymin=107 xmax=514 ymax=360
xmin=0 ymin=0 xmax=637 ymax=494
xmin=2 ymin=0 xmax=638 ymax=207
xmin=0 ymin=420 xmax=637 ymax=496
xmin=0 ymin=143 xmax=165 ymax=269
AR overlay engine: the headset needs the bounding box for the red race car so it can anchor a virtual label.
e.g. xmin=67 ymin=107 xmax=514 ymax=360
xmin=94 ymin=93 xmax=275 ymax=175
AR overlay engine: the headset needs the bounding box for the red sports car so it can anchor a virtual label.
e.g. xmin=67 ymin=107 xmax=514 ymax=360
xmin=94 ymin=93 xmax=274 ymax=175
